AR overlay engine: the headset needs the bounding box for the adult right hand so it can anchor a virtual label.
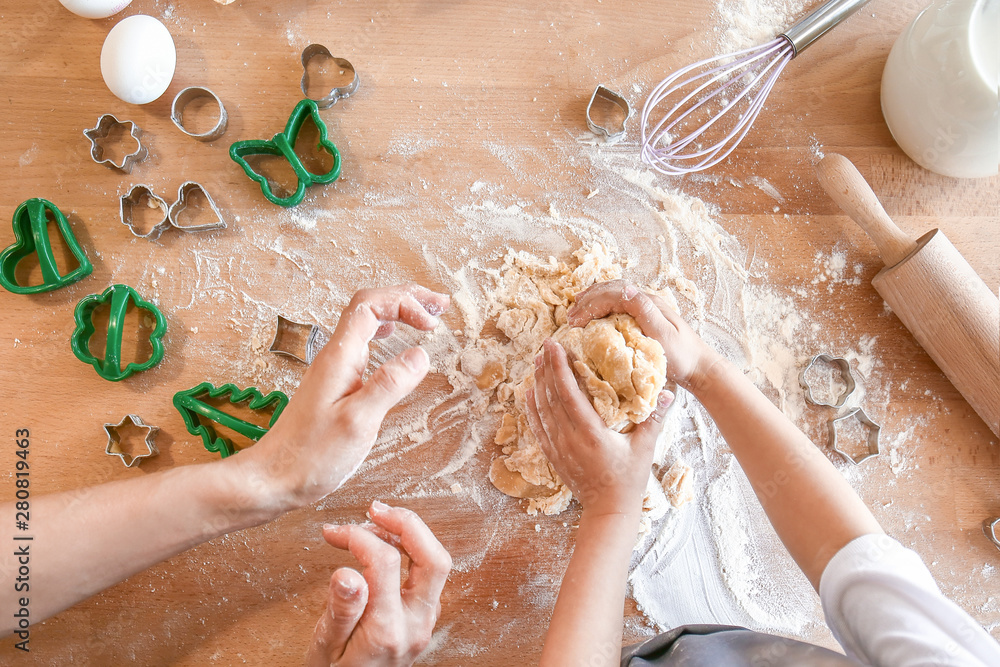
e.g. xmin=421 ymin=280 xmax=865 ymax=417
xmin=238 ymin=284 xmax=451 ymax=512
xmin=565 ymin=280 xmax=723 ymax=393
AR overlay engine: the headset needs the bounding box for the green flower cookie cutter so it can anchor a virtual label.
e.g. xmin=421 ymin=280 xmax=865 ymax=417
xmin=173 ymin=382 xmax=289 ymax=458
xmin=229 ymin=98 xmax=342 ymax=207
xmin=0 ymin=198 xmax=92 ymax=294
xmin=71 ymin=284 xmax=167 ymax=382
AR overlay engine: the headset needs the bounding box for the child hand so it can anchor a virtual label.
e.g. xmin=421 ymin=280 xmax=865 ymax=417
xmin=525 ymin=339 xmax=674 ymax=517
xmin=306 ymin=501 xmax=452 ymax=667
xmin=566 ymin=280 xmax=723 ymax=393
xmin=237 ymin=284 xmax=450 ymax=511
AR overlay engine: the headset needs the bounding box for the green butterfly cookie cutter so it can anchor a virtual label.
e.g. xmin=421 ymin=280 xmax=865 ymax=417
xmin=71 ymin=284 xmax=167 ymax=382
xmin=0 ymin=198 xmax=92 ymax=294
xmin=229 ymin=98 xmax=342 ymax=207
xmin=173 ymin=382 xmax=289 ymax=458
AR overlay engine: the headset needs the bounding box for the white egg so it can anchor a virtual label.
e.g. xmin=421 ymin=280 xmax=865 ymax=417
xmin=58 ymin=0 xmax=134 ymax=19
xmin=101 ymin=15 xmax=176 ymax=105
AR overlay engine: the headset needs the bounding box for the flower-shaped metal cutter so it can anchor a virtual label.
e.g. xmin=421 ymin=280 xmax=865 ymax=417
xmin=120 ymin=184 xmax=171 ymax=239
xmin=84 ymin=114 xmax=148 ymax=173
xmin=103 ymin=414 xmax=159 ymax=467
xmin=300 ymin=44 xmax=360 ymax=109
xmin=829 ymin=407 xmax=881 ymax=465
xmin=800 ymin=353 xmax=857 ymax=408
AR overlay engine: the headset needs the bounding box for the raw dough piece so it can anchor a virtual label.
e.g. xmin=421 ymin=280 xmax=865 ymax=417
xmin=661 ymin=460 xmax=694 ymax=508
xmin=483 ymin=243 xmax=669 ymax=517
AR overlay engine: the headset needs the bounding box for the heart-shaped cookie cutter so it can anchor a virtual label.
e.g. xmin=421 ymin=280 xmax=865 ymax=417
xmin=168 ymin=182 xmax=227 ymax=232
xmin=0 ymin=198 xmax=92 ymax=294
xmin=84 ymin=114 xmax=148 ymax=173
xmin=300 ymin=44 xmax=360 ymax=109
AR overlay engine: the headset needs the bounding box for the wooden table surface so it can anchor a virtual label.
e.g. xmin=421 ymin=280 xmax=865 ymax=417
xmin=1 ymin=0 xmax=998 ymax=664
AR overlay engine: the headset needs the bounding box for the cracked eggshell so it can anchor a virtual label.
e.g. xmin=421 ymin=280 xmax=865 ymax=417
xmin=59 ymin=0 xmax=133 ymax=19
xmin=101 ymin=15 xmax=176 ymax=105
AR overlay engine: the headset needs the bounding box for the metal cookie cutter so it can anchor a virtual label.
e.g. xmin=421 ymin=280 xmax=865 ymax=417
xmin=103 ymin=414 xmax=159 ymax=467
xmin=120 ymin=185 xmax=170 ymax=239
xmin=84 ymin=114 xmax=148 ymax=173
xmin=829 ymin=407 xmax=881 ymax=465
xmin=300 ymin=44 xmax=360 ymax=109
xmin=983 ymin=518 xmax=1000 ymax=552
xmin=171 ymin=86 xmax=228 ymax=141
xmin=800 ymin=354 xmax=857 ymax=408
xmin=269 ymin=315 xmax=328 ymax=364
xmin=168 ymin=182 xmax=227 ymax=232
xmin=586 ymin=85 xmax=631 ymax=141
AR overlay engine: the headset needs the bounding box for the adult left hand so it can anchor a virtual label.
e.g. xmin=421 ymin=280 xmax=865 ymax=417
xmin=305 ymin=501 xmax=452 ymax=667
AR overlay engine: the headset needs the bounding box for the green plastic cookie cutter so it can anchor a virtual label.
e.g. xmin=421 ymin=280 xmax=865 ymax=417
xmin=173 ymin=382 xmax=289 ymax=458
xmin=0 ymin=198 xmax=92 ymax=294
xmin=229 ymin=98 xmax=342 ymax=208
xmin=71 ymin=284 xmax=167 ymax=382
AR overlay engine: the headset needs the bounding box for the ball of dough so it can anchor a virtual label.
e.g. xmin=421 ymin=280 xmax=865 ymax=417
xmin=555 ymin=313 xmax=667 ymax=429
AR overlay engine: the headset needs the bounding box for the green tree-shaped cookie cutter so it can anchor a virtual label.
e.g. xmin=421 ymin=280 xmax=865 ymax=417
xmin=0 ymin=198 xmax=92 ymax=294
xmin=229 ymin=98 xmax=342 ymax=207
xmin=71 ymin=284 xmax=167 ymax=381
xmin=173 ymin=382 xmax=289 ymax=458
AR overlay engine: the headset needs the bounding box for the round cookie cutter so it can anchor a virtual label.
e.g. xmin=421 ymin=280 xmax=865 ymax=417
xmin=300 ymin=44 xmax=360 ymax=109
xmin=170 ymin=87 xmax=228 ymax=141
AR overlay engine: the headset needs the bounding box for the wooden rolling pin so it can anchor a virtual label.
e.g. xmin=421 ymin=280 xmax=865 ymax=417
xmin=816 ymin=153 xmax=1000 ymax=437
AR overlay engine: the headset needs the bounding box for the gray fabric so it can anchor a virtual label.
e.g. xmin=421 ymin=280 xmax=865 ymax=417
xmin=621 ymin=624 xmax=860 ymax=667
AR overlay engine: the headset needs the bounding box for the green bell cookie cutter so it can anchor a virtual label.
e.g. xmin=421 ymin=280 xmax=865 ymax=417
xmin=173 ymin=382 xmax=289 ymax=458
xmin=71 ymin=284 xmax=167 ymax=382
xmin=0 ymin=198 xmax=92 ymax=294
xmin=229 ymin=98 xmax=342 ymax=208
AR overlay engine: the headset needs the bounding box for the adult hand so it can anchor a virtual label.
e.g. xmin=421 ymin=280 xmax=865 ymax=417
xmin=306 ymin=501 xmax=452 ymax=667
xmin=239 ymin=284 xmax=450 ymax=511
xmin=526 ymin=339 xmax=674 ymax=517
xmin=566 ymin=279 xmax=722 ymax=393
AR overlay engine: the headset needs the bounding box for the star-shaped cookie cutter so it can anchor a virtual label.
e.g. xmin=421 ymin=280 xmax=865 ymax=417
xmin=300 ymin=44 xmax=360 ymax=109
xmin=83 ymin=114 xmax=148 ymax=173
xmin=103 ymin=414 xmax=159 ymax=467
xmin=829 ymin=407 xmax=881 ymax=465
xmin=800 ymin=353 xmax=857 ymax=408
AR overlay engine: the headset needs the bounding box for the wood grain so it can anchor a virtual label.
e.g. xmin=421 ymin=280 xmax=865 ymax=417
xmin=0 ymin=1 xmax=998 ymax=665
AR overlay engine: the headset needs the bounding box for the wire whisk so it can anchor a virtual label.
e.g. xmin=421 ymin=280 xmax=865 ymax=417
xmin=640 ymin=0 xmax=873 ymax=176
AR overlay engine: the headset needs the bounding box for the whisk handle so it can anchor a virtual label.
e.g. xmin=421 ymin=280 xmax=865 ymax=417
xmin=781 ymin=0 xmax=873 ymax=55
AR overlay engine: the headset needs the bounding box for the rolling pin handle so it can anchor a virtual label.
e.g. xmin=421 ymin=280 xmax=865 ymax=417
xmin=816 ymin=153 xmax=919 ymax=267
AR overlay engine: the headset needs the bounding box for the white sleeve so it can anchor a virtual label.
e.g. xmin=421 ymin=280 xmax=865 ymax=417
xmin=819 ymin=533 xmax=1000 ymax=667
